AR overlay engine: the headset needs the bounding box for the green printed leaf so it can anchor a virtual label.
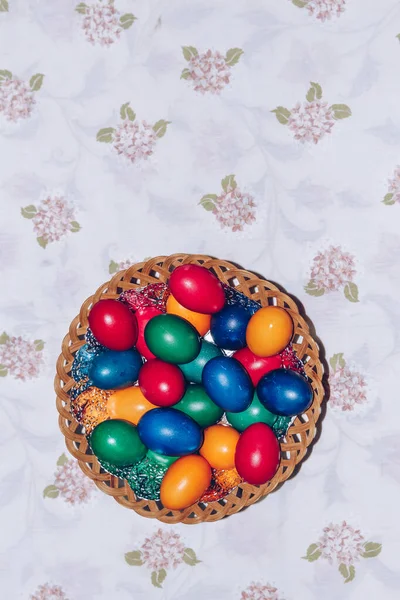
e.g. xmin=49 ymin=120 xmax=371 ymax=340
xmin=225 ymin=48 xmax=244 ymax=67
xmin=271 ymin=106 xmax=291 ymax=125
xmin=34 ymin=339 xmax=45 ymax=352
xmin=120 ymin=14 xmax=137 ymax=30
xmin=30 ymin=73 xmax=44 ymax=92
xmin=344 ymin=281 xmax=359 ymax=303
xmin=70 ymin=221 xmax=81 ymax=233
xmin=362 ymin=542 xmax=382 ymax=558
xmin=57 ymin=453 xmax=68 ymax=466
xmin=120 ymin=102 xmax=135 ymax=121
xmin=75 ymin=2 xmax=87 ymax=14
xmin=199 ymin=194 xmax=218 ymax=211
xmin=125 ymin=550 xmax=144 ymax=566
xmin=0 ymin=332 xmax=10 ymax=344
xmin=0 ymin=1 xmax=9 ymax=12
xmin=304 ymin=279 xmax=325 ymax=297
xmin=383 ymin=193 xmax=395 ymax=205
xmin=221 ymin=174 xmax=237 ymax=192
xmin=292 ymin=0 xmax=309 ymax=7
xmin=37 ymin=237 xmax=48 ymax=249
xmin=302 ymin=543 xmax=322 ymax=562
xmin=96 ymin=127 xmax=115 ymax=143
xmin=397 ymin=34 xmax=400 ymax=42
xmin=306 ymin=82 xmax=322 ymax=102
xmin=153 ymin=119 xmax=170 ymax=138
xmin=0 ymin=365 xmax=8 ymax=377
xmin=330 ymin=353 xmax=345 ymax=371
xmin=183 ymin=548 xmax=201 ymax=566
xmin=151 ymin=568 xmax=167 ymax=588
xmin=0 ymin=70 xmax=12 ymax=82
xmin=181 ymin=68 xmax=191 ymax=80
xmin=182 ymin=46 xmax=198 ymax=61
xmin=109 ymin=260 xmax=119 ymax=274
xmin=345 ymin=565 xmax=356 ymax=583
xmin=331 ymin=104 xmax=352 ymax=120
xmin=43 ymin=484 xmax=59 ymax=499
xmin=339 ymin=563 xmax=349 ymax=581
xmin=21 ymin=205 xmax=37 ymax=219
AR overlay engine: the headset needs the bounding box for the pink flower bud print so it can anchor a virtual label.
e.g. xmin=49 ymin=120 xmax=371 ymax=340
xmin=383 ymin=165 xmax=400 ymax=205
xmin=0 ymin=70 xmax=44 ymax=123
xmin=30 ymin=583 xmax=68 ymax=600
xmin=290 ymin=0 xmax=346 ymax=22
xmin=305 ymin=245 xmax=359 ymax=302
xmin=21 ymin=194 xmax=81 ymax=248
xmin=181 ymin=46 xmax=243 ymax=94
xmin=75 ymin=0 xmax=136 ymax=47
xmin=329 ymin=353 xmax=368 ymax=412
xmin=240 ymin=582 xmax=285 ymax=600
xmin=199 ymin=175 xmax=256 ymax=232
xmin=43 ymin=454 xmax=95 ymax=505
xmin=0 ymin=333 xmax=44 ymax=380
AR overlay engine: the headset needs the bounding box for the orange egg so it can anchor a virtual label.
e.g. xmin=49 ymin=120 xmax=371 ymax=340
xmin=160 ymin=455 xmax=212 ymax=510
xmin=166 ymin=293 xmax=211 ymax=336
xmin=246 ymin=306 xmax=293 ymax=357
xmin=199 ymin=424 xmax=240 ymax=470
xmin=107 ymin=386 xmax=156 ymax=425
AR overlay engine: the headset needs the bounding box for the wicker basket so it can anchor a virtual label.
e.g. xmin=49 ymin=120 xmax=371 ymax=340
xmin=55 ymin=254 xmax=325 ymax=524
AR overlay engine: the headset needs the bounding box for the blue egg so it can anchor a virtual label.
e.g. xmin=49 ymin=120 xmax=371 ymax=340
xmin=89 ymin=348 xmax=142 ymax=390
xmin=202 ymin=356 xmax=253 ymax=413
xmin=224 ymin=287 xmax=260 ymax=315
xmin=138 ymin=408 xmax=203 ymax=456
xmin=71 ymin=343 xmax=105 ymax=382
xmin=211 ymin=305 xmax=251 ymax=350
xmin=257 ymin=368 xmax=313 ymax=417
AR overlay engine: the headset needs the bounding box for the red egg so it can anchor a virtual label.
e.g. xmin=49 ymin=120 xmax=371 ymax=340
xmin=233 ymin=348 xmax=282 ymax=386
xmin=135 ymin=306 xmax=163 ymax=360
xmin=169 ymin=264 xmax=225 ymax=314
xmin=235 ymin=423 xmax=280 ymax=485
xmin=138 ymin=359 xmax=186 ymax=407
xmin=88 ymin=299 xmax=138 ymax=351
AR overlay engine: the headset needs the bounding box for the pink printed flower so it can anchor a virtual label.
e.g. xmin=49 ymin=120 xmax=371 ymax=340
xmin=0 ymin=77 xmax=35 ymax=122
xmin=306 ymin=0 xmax=346 ymax=21
xmin=288 ymin=100 xmax=335 ymax=144
xmin=31 ymin=195 xmax=78 ymax=245
xmin=318 ymin=521 xmax=365 ymax=566
xmin=330 ymin=365 xmax=367 ymax=412
xmin=141 ymin=529 xmax=186 ymax=571
xmin=200 ymin=175 xmax=256 ymax=233
xmin=113 ymin=120 xmax=157 ymax=164
xmin=81 ymin=1 xmax=122 ymax=46
xmin=30 ymin=583 xmax=68 ymax=600
xmin=241 ymin=582 xmax=283 ymax=600
xmin=386 ymin=166 xmax=400 ymax=204
xmin=0 ymin=336 xmax=44 ymax=380
xmin=186 ymin=50 xmax=231 ymax=94
xmin=310 ymin=246 xmax=356 ymax=292
xmin=54 ymin=458 xmax=94 ymax=505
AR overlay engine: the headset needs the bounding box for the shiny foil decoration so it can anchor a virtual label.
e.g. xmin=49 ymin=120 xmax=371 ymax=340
xmin=273 ymin=415 xmax=293 ymax=439
xmin=69 ymin=377 xmax=92 ymax=412
xmin=126 ymin=457 xmax=168 ymax=501
xmin=280 ymin=343 xmax=306 ymax=377
xmin=71 ymin=387 xmax=111 ymax=434
xmin=71 ymin=343 xmax=105 ymax=382
xmin=85 ymin=327 xmax=106 ymax=350
xmin=223 ymin=285 xmax=260 ymax=316
xmin=214 ymin=467 xmax=243 ymax=493
xmin=119 ymin=283 xmax=170 ymax=313
xmin=98 ymin=458 xmax=132 ymax=479
xmin=200 ymin=480 xmax=226 ymax=503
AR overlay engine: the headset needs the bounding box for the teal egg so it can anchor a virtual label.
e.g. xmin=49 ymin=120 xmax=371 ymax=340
xmin=179 ymin=339 xmax=223 ymax=383
xmin=89 ymin=419 xmax=146 ymax=467
xmin=226 ymin=391 xmax=278 ymax=432
xmin=174 ymin=384 xmax=224 ymax=427
xmin=144 ymin=314 xmax=200 ymax=364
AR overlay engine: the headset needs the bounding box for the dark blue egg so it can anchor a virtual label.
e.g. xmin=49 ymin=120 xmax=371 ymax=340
xmin=210 ymin=305 xmax=251 ymax=350
xmin=202 ymin=356 xmax=253 ymax=413
xmin=257 ymin=368 xmax=313 ymax=417
xmin=138 ymin=408 xmax=203 ymax=456
xmin=89 ymin=348 xmax=142 ymax=390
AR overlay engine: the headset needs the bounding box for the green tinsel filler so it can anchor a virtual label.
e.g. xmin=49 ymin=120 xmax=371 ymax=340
xmin=126 ymin=457 xmax=168 ymax=501
xmin=97 ymin=458 xmax=132 ymax=479
xmin=273 ymin=415 xmax=293 ymax=439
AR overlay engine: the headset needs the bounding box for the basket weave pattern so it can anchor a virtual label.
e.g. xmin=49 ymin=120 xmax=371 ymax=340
xmin=55 ymin=254 xmax=324 ymax=524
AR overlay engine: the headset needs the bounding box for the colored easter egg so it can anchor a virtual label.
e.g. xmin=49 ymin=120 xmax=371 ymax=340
xmin=210 ymin=305 xmax=251 ymax=350
xmin=89 ymin=419 xmax=146 ymax=467
xmin=160 ymin=455 xmax=212 ymax=510
xmin=246 ymin=306 xmax=293 ymax=357
xmin=257 ymin=368 xmax=313 ymax=417
xmin=226 ymin=391 xmax=278 ymax=432
xmin=169 ymin=264 xmax=225 ymax=314
xmin=88 ymin=299 xmax=138 ymax=351
xmin=200 ymin=424 xmax=240 ymax=470
xmin=233 ymin=347 xmax=282 ymax=386
xmin=166 ymin=293 xmax=211 ymax=336
xmin=138 ymin=359 xmax=186 ymax=407
xmin=202 ymin=356 xmax=253 ymax=413
xmin=146 ymin=450 xmax=179 ymax=468
xmin=135 ymin=306 xmax=163 ymax=360
xmin=138 ymin=408 xmax=203 ymax=456
xmin=107 ymin=386 xmax=156 ymax=425
xmin=89 ymin=348 xmax=142 ymax=390
xmin=178 ymin=339 xmax=223 ymax=384
xmin=174 ymin=384 xmax=223 ymax=428
xmin=144 ymin=314 xmax=200 ymax=364
xmin=235 ymin=422 xmax=280 ymax=485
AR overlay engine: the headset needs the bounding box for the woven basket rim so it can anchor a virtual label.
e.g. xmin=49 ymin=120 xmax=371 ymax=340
xmin=55 ymin=254 xmax=326 ymax=524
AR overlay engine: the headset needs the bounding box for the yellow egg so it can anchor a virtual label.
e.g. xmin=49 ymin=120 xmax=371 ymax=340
xmin=246 ymin=306 xmax=293 ymax=357
xmin=160 ymin=455 xmax=212 ymax=510
xmin=107 ymin=386 xmax=156 ymax=425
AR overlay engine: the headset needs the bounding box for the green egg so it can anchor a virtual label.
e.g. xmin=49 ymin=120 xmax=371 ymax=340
xmin=174 ymin=384 xmax=224 ymax=428
xmin=226 ymin=391 xmax=278 ymax=432
xmin=89 ymin=419 xmax=146 ymax=467
xmin=146 ymin=449 xmax=179 ymax=468
xmin=144 ymin=314 xmax=200 ymax=364
xmin=179 ymin=339 xmax=223 ymax=383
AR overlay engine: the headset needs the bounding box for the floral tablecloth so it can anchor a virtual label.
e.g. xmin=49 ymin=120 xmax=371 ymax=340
xmin=1 ymin=1 xmax=400 ymax=599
